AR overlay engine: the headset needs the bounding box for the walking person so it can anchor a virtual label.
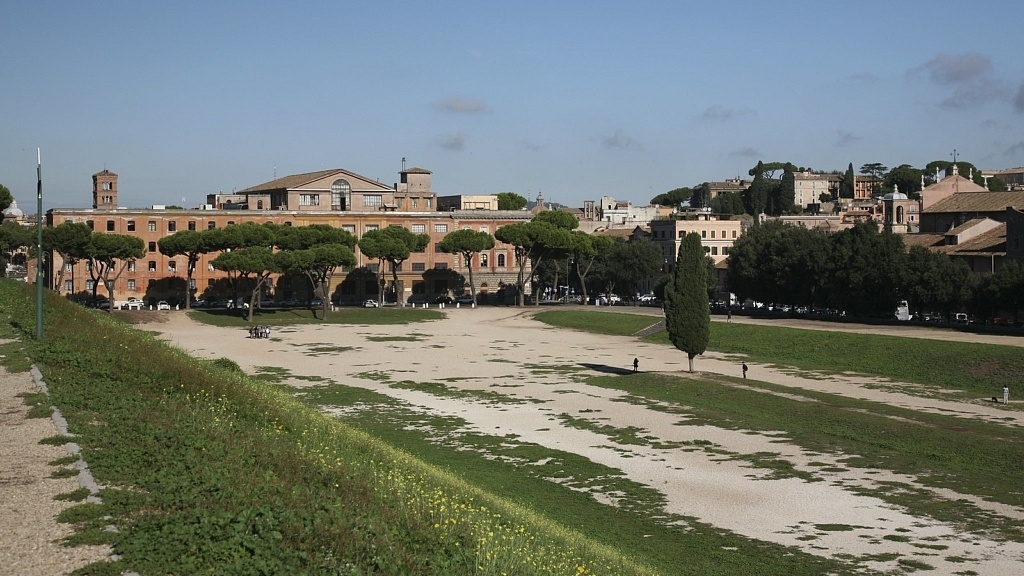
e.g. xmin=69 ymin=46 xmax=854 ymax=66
xmin=742 ymin=362 xmax=748 ymax=379
xmin=633 ymin=357 xmax=639 ymax=373
xmin=727 ymin=308 xmax=732 ymax=322
xmin=1003 ymin=384 xmax=1009 ymax=405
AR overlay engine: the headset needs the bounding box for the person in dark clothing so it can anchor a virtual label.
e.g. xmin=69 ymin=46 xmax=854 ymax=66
xmin=742 ymin=362 xmax=748 ymax=379
xmin=633 ymin=357 xmax=639 ymax=372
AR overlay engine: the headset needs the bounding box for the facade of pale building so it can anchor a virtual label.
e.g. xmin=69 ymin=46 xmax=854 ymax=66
xmin=648 ymin=212 xmax=744 ymax=270
xmin=47 ymin=168 xmax=531 ymax=306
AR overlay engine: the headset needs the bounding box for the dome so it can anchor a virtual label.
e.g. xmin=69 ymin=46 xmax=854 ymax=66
xmin=2 ymin=199 xmax=24 ymax=219
xmin=883 ymin=192 xmax=908 ymax=201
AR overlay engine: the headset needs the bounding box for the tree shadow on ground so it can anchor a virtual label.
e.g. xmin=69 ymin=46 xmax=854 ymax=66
xmin=579 ymin=362 xmax=635 ymax=376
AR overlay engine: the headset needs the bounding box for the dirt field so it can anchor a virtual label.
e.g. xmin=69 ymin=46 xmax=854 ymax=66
xmin=138 ymin=307 xmax=1024 ymax=574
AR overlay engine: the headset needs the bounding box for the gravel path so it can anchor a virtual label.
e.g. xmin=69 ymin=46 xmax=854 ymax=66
xmin=0 ymin=354 xmax=111 ymax=575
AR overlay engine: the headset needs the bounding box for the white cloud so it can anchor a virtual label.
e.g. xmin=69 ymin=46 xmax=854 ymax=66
xmin=437 ymin=132 xmax=467 ymax=151
xmin=597 ymin=129 xmax=641 ymax=150
xmin=699 ymin=105 xmax=754 ymax=122
xmin=434 ymin=97 xmax=489 ymax=114
xmin=835 ymin=130 xmax=862 ymax=147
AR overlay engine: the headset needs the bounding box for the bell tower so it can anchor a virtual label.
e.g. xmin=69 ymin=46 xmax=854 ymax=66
xmin=92 ymin=169 xmax=118 ymax=209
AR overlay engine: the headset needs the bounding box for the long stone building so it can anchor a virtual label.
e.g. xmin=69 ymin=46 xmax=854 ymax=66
xmin=47 ymin=167 xmax=531 ymax=306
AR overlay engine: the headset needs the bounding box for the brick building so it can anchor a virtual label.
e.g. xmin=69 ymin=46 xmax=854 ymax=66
xmin=47 ymin=168 xmax=532 ymax=306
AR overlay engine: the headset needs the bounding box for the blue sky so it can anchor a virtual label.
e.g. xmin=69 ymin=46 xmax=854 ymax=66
xmin=2 ymin=1 xmax=1023 ymax=211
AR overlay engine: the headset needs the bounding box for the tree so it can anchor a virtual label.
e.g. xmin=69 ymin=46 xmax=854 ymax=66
xmin=900 ymin=246 xmax=972 ymax=319
xmin=0 ymin=183 xmax=13 ymax=220
xmin=664 ymin=233 xmax=710 ymax=372
xmin=275 ymin=225 xmax=357 ymax=316
xmin=839 ymin=163 xmax=856 ymax=200
xmin=650 ymin=187 xmax=693 ymax=207
xmin=885 ymin=164 xmax=925 ymax=198
xmin=494 ymin=222 xmax=546 ymax=306
xmin=822 ymin=221 xmax=905 ymax=316
xmin=437 ymin=229 xmax=495 ymax=305
xmin=43 ymin=221 xmax=93 ymax=293
xmin=0 ymin=221 xmax=32 ymax=274
xmin=859 ymin=163 xmax=888 ymax=196
xmin=358 ymin=226 xmax=430 ymax=306
xmin=86 ymin=233 xmax=145 ymax=311
xmin=496 ymin=192 xmax=528 ymax=211
xmin=158 ymin=230 xmax=210 ymax=309
xmin=210 ymin=247 xmax=280 ymax=322
xmin=774 ymin=163 xmax=796 ymax=215
xmin=690 ymin=183 xmax=712 ymax=209
xmin=727 ymin=220 xmax=829 ymax=308
xmin=590 ymin=239 xmax=662 ymax=303
xmin=709 ymin=191 xmax=745 ymax=215
xmin=568 ymin=231 xmax=615 ymax=305
xmin=742 ymin=162 xmax=770 ymax=216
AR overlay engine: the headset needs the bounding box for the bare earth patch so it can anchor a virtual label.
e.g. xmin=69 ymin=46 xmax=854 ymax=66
xmin=152 ymin=309 xmax=1024 ymax=574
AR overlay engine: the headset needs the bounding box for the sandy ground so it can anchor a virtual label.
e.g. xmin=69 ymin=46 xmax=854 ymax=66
xmin=149 ymin=307 xmax=1024 ymax=574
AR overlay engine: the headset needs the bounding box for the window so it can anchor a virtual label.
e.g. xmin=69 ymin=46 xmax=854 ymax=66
xmin=711 ymin=247 xmax=718 ymax=255
xmin=412 ymin=262 xmax=426 ymax=272
xmin=710 ymin=230 xmax=716 ymax=238
xmin=127 ymin=279 xmax=136 ymax=291
xmin=168 ymin=221 xmax=177 ymax=232
xmin=435 ymin=224 xmax=448 ymax=233
xmin=701 ymin=230 xmax=707 ymax=238
xmin=480 ymin=226 xmax=488 ymax=233
xmin=391 ymin=262 xmax=402 ymax=272
xmin=426 ymin=198 xmax=432 ymax=209
xmin=722 ymin=247 xmax=730 ymax=255
xmin=227 ymin=221 xmax=235 ymax=226
xmin=148 ymin=241 xmax=157 ymax=252
xmin=732 ymin=230 xmax=737 ymax=238
xmin=102 ymin=182 xmax=112 ymax=190
xmin=257 ymin=200 xmax=263 ymax=209
xmin=721 ymin=230 xmax=726 ymax=238
xmin=127 ymin=220 xmax=136 ymax=231
xmin=148 ymin=261 xmax=157 ymax=272
xmin=86 ymin=220 xmax=94 ymax=230
xmin=300 ymin=194 xmax=320 ymax=206
xmin=342 ymin=224 xmax=355 ymax=234
xmin=497 ymin=253 xmax=506 ymax=267
xmin=703 ymin=246 xmax=711 ymax=254
xmin=364 ymin=195 xmax=382 ymax=207
xmin=168 ymin=261 xmax=177 ymax=272
xmin=365 ymin=224 xmax=379 ymax=232
xmin=106 ymin=220 xmax=115 ymax=231
xmin=434 ymin=262 xmax=448 ymax=270
xmin=188 ymin=221 xmax=197 ymax=231
xmin=331 ymin=179 xmax=351 ymax=210
xmin=411 ymin=224 xmax=426 ymax=234
xmin=64 ymin=280 xmax=73 ymax=292
xmin=189 ymin=279 xmax=196 ymax=290
xmin=480 ymin=253 xmax=489 ymax=267
xmin=86 ymin=280 xmax=95 ymax=290
xmin=64 ymin=262 xmax=73 ymax=272
xmin=208 ymin=222 xmax=216 ymax=229
xmin=128 ymin=261 xmax=135 ymax=272
xmin=148 ymin=221 xmax=156 ymax=232
xmin=412 ymin=198 xmax=419 ymax=209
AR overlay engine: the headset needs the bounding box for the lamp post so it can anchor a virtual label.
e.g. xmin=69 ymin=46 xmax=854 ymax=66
xmin=35 ymin=148 xmax=43 ymax=340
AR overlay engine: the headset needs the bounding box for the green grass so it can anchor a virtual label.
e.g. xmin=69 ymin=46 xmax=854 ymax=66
xmin=537 ymin=310 xmax=1024 ymax=397
xmin=0 ymin=281 xmax=656 ymax=576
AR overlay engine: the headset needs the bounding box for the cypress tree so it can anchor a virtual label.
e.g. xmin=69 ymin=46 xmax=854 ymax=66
xmin=664 ymin=232 xmax=710 ymax=372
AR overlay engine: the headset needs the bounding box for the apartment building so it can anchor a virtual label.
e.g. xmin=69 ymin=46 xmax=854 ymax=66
xmin=648 ymin=211 xmax=744 ymax=270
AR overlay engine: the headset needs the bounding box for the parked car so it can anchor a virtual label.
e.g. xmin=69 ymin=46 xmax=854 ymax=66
xmin=308 ymin=298 xmax=324 ymax=308
xmin=456 ymin=294 xmax=475 ymax=305
xmin=280 ymin=297 xmax=301 ymax=307
xmin=363 ymin=299 xmax=379 ymax=308
xmin=156 ymin=301 xmax=171 ymax=311
xmin=122 ymin=297 xmax=144 ymax=310
xmin=433 ymin=295 xmax=454 ymax=305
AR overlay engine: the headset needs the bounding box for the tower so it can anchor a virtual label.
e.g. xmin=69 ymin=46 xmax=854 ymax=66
xmin=92 ymin=169 xmax=118 ymax=209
